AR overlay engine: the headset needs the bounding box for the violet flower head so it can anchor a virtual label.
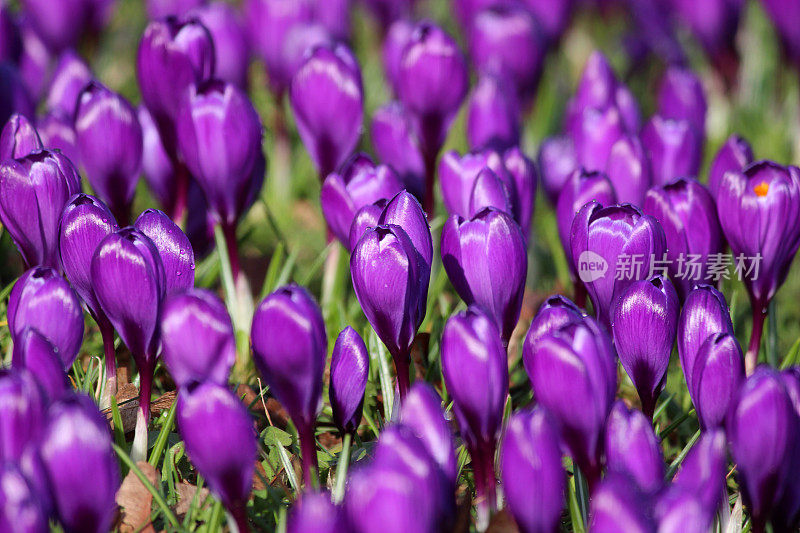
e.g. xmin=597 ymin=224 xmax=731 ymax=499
xmin=146 ymin=0 xmax=206 ymax=19
xmin=75 ymin=82 xmax=143 ymax=224
xmin=289 ymin=42 xmax=363 ymax=179
xmin=605 ymin=135 xmax=652 ymax=206
xmin=348 ymin=200 xmax=386 ymax=252
xmin=690 ymin=332 xmax=744 ymax=429
xmin=677 ymin=284 xmax=734 ymax=387
xmin=503 ymin=147 xmax=537 ymax=239
xmin=0 ymin=462 xmax=48 ymax=533
xmin=466 ymin=73 xmax=520 ymax=152
xmin=657 ymin=65 xmax=707 ymax=135
xmin=330 ymin=326 xmax=369 ymax=435
xmin=521 ymin=0 xmax=573 ymax=44
xmin=588 ymin=473 xmax=654 ymax=533
xmin=177 ymin=382 xmax=256 ymax=524
xmin=500 ymin=408 xmax=565 ymax=533
xmin=438 ymin=149 xmax=513 ymax=219
xmin=0 ymin=64 xmax=34 ymax=127
xmin=37 ymin=110 xmax=79 ymax=165
xmin=522 ymin=295 xmax=584 ymax=379
xmin=138 ymin=105 xmax=182 ymax=218
xmin=572 ymin=105 xmax=626 ymax=172
xmin=0 ymin=149 xmax=81 ymax=268
xmin=612 ymin=275 xmax=679 ymax=418
xmin=708 ymin=133 xmax=753 ymax=198
xmin=20 ymin=0 xmax=94 ymax=53
xmin=441 ymin=208 xmax=527 ymax=342
xmin=642 ymin=177 xmax=724 ymax=298
xmin=191 ymin=3 xmax=249 ymax=89
xmin=364 ymin=0 xmax=414 ymax=30
xmin=161 ymin=288 xmax=235 ymax=389
xmin=370 ymin=101 xmax=425 ymax=197
xmin=528 ymin=316 xmax=617 ymax=485
xmin=761 ymin=0 xmax=800 ymax=69
xmin=0 ymin=370 xmax=45 ymax=462
xmin=383 ymin=19 xmax=415 ymax=96
xmin=134 ymin=208 xmax=195 ymax=295
xmin=287 ymin=492 xmax=345 ymax=533
xmin=17 ymin=18 xmax=50 ymax=102
xmin=641 ymin=115 xmax=702 ymax=185
xmin=605 ymin=401 xmax=665 ymax=494
xmin=8 ymin=267 xmax=85 ymax=369
xmin=40 ymin=394 xmax=120 ymax=533
xmin=46 ymin=50 xmax=92 ymax=115
xmin=320 ymin=153 xmax=403 ymax=247
xmin=468 ymin=167 xmax=514 ymax=217
xmin=570 ymin=202 xmax=667 ymax=329
xmin=12 ymin=327 xmax=70 ymax=400
xmin=538 ymin=135 xmax=577 ymax=205
xmin=1 ymin=113 xmax=42 ymax=161
xmin=670 ymin=0 xmax=743 ymax=66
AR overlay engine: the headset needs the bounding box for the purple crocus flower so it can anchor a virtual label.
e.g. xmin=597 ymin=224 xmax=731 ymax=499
xmin=251 ymin=285 xmax=327 ymax=487
xmin=330 ymin=326 xmax=369 ymax=435
xmin=0 ymin=64 xmax=34 ymax=127
xmin=290 ymin=42 xmax=363 ymax=180
xmin=572 ymin=105 xmax=626 ymax=172
xmin=74 ymin=82 xmax=143 ymax=224
xmin=16 ymin=17 xmax=51 ymax=102
xmin=20 ymin=0 xmax=96 ymax=53
xmin=717 ymin=161 xmax=800 ymax=373
xmin=161 ymin=288 xmax=235 ymax=389
xmin=8 ymin=267 xmax=84 ymax=368
xmin=134 ymin=208 xmax=195 ymax=295
xmin=503 ymin=147 xmax=537 ymax=239
xmin=378 ymin=190 xmax=433 ymax=281
xmin=350 ymin=224 xmax=428 ymax=398
xmin=528 ymin=316 xmax=617 ymax=487
xmin=588 ymin=473 xmax=654 ymax=532
xmin=708 ymin=133 xmax=753 ymax=198
xmin=657 ymin=66 xmax=707 ymax=136
xmin=1 ymin=113 xmax=42 ymax=161
xmin=438 ymin=149 xmax=513 ymax=219
xmin=177 ymin=382 xmax=256 ymax=531
xmin=370 ymin=101 xmax=425 ymax=197
xmin=441 ymin=306 xmax=508 ymax=529
xmin=538 ymin=135 xmax=578 ymax=205
xmin=641 ymin=115 xmax=702 ymax=185
xmin=0 ymin=462 xmax=49 ymax=533
xmin=605 ymin=136 xmax=651 ymax=206
xmin=642 ymin=177 xmax=724 ymax=298
xmin=605 ymin=401 xmax=665 ymax=494
xmin=288 ymin=492 xmax=345 ymax=533
xmin=0 ymin=149 xmax=81 ymax=268
xmin=46 ymin=50 xmax=92 ymax=115
xmin=348 ymin=200 xmax=386 ymax=251
xmin=364 ymin=0 xmax=414 ymax=30
xmin=670 ymin=0 xmax=743 ymax=76
xmin=320 ymin=153 xmax=403 ymax=247
xmin=520 ymin=0 xmax=573 ymax=44
xmin=37 ymin=110 xmax=79 ymax=166
xmin=466 ymin=74 xmax=520 ymax=152
xmin=383 ymin=19 xmax=414 ymax=96
xmin=146 ymin=0 xmax=206 ymax=19
xmin=468 ymin=167 xmax=514 ymax=217
xmin=441 ymin=208 xmax=527 ymax=343
xmin=91 ymin=227 xmax=165 ymax=462
xmin=522 ymin=295 xmax=584 ymax=379
xmin=12 ymin=328 xmax=70 ymax=400
xmin=500 ymin=408 xmax=565 ymax=533
xmin=0 ymin=370 xmax=45 ymax=462
xmin=759 ymin=0 xmax=800 ymax=69
xmin=690 ymin=332 xmax=744 ymax=429
xmin=139 ymin=105 xmax=183 ymax=219
xmin=310 ymin=0 xmax=350 ymax=41
xmin=570 ymin=202 xmax=667 ymax=329
xmin=612 ymin=275 xmax=680 ymax=419
xmin=40 ymin=394 xmax=120 ymax=533
xmin=191 ymin=3 xmax=249 ymax=89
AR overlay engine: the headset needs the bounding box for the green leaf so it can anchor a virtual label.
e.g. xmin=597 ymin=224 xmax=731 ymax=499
xmin=263 ymin=426 xmax=293 ymax=448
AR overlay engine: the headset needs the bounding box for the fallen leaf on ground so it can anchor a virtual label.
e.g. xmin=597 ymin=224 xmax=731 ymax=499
xmin=115 ymin=461 xmax=158 ymax=533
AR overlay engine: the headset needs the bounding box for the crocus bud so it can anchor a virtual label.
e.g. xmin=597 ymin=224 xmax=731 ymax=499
xmin=439 ymin=149 xmax=513 ymax=218
xmin=330 ymin=326 xmax=369 ymax=435
xmin=500 ymin=408 xmax=565 ymax=533
xmin=348 ymin=201 xmax=385 ymax=251
xmin=161 ymin=289 xmax=235 ymax=388
xmin=468 ymin=167 xmax=514 ymax=217
xmin=290 ymin=42 xmax=363 ymax=179
xmin=370 ymin=101 xmax=425 ymax=197
xmin=351 ymin=224 xmax=427 ymax=397
xmin=605 ymin=401 xmax=664 ymax=494
xmin=400 ymin=382 xmax=458 ymax=488
xmin=146 ymin=0 xmax=205 ymax=18
xmin=1 ymin=113 xmax=42 ymax=161
xmin=397 ymin=22 xmax=468 ymax=155
xmin=556 ymin=169 xmax=616 ymax=270
xmin=441 ymin=306 xmax=508 ymax=526
xmin=0 ymin=462 xmax=48 ymax=533
xmin=12 ymin=327 xmax=70 ymax=399
xmin=251 ymin=285 xmax=327 ymax=485
xmin=177 ymin=382 xmax=256 ymax=527
xmin=75 ymin=82 xmax=143 ymax=224
xmin=606 ymin=136 xmax=651 ymax=206
xmin=288 ymin=492 xmax=345 ymax=533
xmin=572 ymin=105 xmax=626 ymax=172
xmin=469 ymin=5 xmax=545 ymax=102
xmin=9 ymin=267 xmax=84 ymax=368
xmin=727 ymin=367 xmax=799 ymax=530
xmin=670 ymin=0 xmax=742 ymax=68
xmin=657 ymin=66 xmax=707 ymax=135
xmin=677 ymin=284 xmax=733 ymax=386
xmin=641 ymin=115 xmax=702 ymax=185
xmin=570 ymin=202 xmax=667 ymax=329
xmin=522 ymin=295 xmax=584 ymax=378
xmin=538 ymin=135 xmax=577 ymax=205
xmin=137 ymin=17 xmax=215 ymax=155
xmin=503 ymin=147 xmax=537 ymax=239
xmin=40 ymin=394 xmax=119 ymax=533
xmin=17 ymin=19 xmax=50 ymax=101
xmin=0 ymin=64 xmax=33 ymax=127
xmin=46 ymin=50 xmax=92 ymax=115
xmin=612 ymin=275 xmax=679 ymax=418
xmin=20 ymin=0 xmax=91 ymax=52
xmin=466 ymin=74 xmax=520 ymax=152
xmin=383 ymin=19 xmax=414 ymax=94
xmin=528 ymin=317 xmax=617 ymax=485
xmin=589 ymin=474 xmax=655 ymax=532
xmin=191 ymin=3 xmax=249 ymax=89
xmin=642 ymin=177 xmax=724 ymax=298
xmin=0 ymin=149 xmax=81 ymax=268
xmin=690 ymin=332 xmax=744 ymax=429
xmin=138 ymin=105 xmax=179 ymax=216
xmin=310 ymin=0 xmax=349 ymax=41
xmin=708 ymin=133 xmax=753 ymax=198
xmin=320 ymin=153 xmax=403 ymax=247
xmin=0 ymin=370 xmax=45 ymax=461
xmin=134 ymin=209 xmax=195 ymax=294
xmin=37 ymin=110 xmax=79 ymax=165
xmin=441 ymin=208 xmax=527 ymax=342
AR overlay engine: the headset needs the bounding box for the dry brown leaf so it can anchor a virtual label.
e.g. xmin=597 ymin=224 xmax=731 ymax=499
xmin=174 ymin=482 xmax=211 ymax=517
xmin=104 ymin=388 xmax=177 ymax=434
xmin=486 ymin=509 xmax=520 ymax=533
xmin=115 ymin=461 xmax=158 ymax=533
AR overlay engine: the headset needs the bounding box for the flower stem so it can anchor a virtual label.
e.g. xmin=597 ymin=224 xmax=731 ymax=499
xmin=394 ymin=351 xmax=411 ymax=401
xmin=229 ymin=504 xmax=250 ymax=533
xmin=471 ymin=442 xmax=497 ymax=532
xmin=99 ymin=320 xmax=116 ymax=410
xmin=272 ymin=105 xmax=292 ymax=201
xmin=171 ymin=161 xmax=189 ymax=226
xmin=746 ymin=303 xmax=767 ymax=375
xmin=131 ymin=361 xmax=153 ymax=464
xmin=332 ymin=432 xmax=352 ymax=503
xmin=298 ymin=421 xmax=319 ymax=490
xmin=215 ymin=223 xmax=252 ymax=379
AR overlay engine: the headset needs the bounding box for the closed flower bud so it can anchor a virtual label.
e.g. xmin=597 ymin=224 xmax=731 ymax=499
xmin=469 ymin=167 xmax=514 ymax=217
xmin=8 ymin=267 xmax=84 ymax=368
xmin=20 ymin=0 xmax=92 ymax=52
xmin=641 ymin=115 xmax=702 ymax=185
xmin=41 ymin=394 xmax=119 ymax=533
xmin=0 ymin=64 xmax=34 ymax=127
xmin=75 ymin=82 xmax=143 ymax=224
xmin=370 ymin=101 xmax=425 ymax=197
xmin=538 ymin=135 xmax=577 ymax=205
xmin=0 ymin=370 xmax=45 ymax=462
xmin=522 ymin=295 xmax=584 ymax=379
xmin=177 ymin=382 xmax=256 ymax=525
xmin=522 ymin=0 xmax=573 ymax=43
xmin=134 ymin=208 xmax=195 ymax=295
xmin=690 ymin=332 xmax=744 ymax=429
xmin=439 ymin=149 xmax=513 ymax=219
xmin=330 ymin=326 xmax=369 ymax=435
xmin=161 ymin=289 xmax=235 ymax=389
xmin=0 ymin=149 xmax=81 ymax=268
xmin=572 ymin=105 xmax=626 ymax=172
xmin=46 ymin=50 xmax=92 ymax=115
xmin=348 ymin=200 xmax=385 ymax=251
xmin=657 ymin=66 xmax=707 ymax=135
xmin=441 ymin=208 xmax=527 ymax=342
xmin=0 ymin=462 xmax=48 ymax=533
xmin=290 ymin=42 xmax=363 ymax=179
xmin=466 ymin=73 xmax=520 ymax=152
xmin=708 ymin=133 xmax=753 ymax=198
xmin=12 ymin=328 xmax=69 ymax=400
xmin=146 ymin=0 xmax=204 ymax=19
xmin=500 ymin=408 xmax=565 ymax=533
xmin=570 ymin=202 xmax=667 ymax=329
xmin=677 ymin=284 xmax=733 ymax=386
xmin=605 ymin=401 xmax=664 ymax=494
xmin=383 ymin=19 xmax=414 ymax=96
xmin=503 ymin=147 xmax=537 ymax=239
xmin=37 ymin=110 xmax=79 ymax=165
xmin=138 ymin=105 xmax=179 ymax=216
xmin=191 ymin=3 xmax=249 ymax=89
xmin=288 ymin=492 xmax=345 ymax=533
xmin=589 ymin=473 xmax=655 ymax=533
xmin=605 ymin=136 xmax=651 ymax=206
xmin=612 ymin=275 xmax=680 ymax=418
xmin=1 ymin=113 xmax=41 ymax=161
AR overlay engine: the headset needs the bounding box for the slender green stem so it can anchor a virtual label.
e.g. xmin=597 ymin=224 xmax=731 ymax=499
xmin=567 ymin=474 xmax=586 ymax=533
xmin=333 ymin=433 xmax=352 ymax=503
xmin=215 ymin=223 xmax=239 ymax=328
xmin=659 ymin=409 xmax=695 ymax=440
xmin=207 ymin=499 xmax=224 ymax=532
xmin=574 ymin=466 xmax=590 ymax=526
xmin=666 ymin=429 xmax=702 ymax=478
xmin=112 ymin=443 xmax=180 ymax=529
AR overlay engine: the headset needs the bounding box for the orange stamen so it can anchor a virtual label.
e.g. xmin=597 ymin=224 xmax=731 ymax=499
xmin=754 ymin=181 xmax=770 ymax=197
